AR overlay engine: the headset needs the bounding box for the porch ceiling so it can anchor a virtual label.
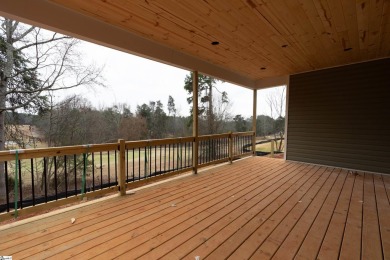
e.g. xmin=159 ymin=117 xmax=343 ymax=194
xmin=1 ymin=0 xmax=389 ymax=89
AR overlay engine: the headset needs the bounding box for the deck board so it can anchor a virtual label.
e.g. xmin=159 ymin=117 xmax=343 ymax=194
xmin=0 ymin=157 xmax=388 ymax=260
xmin=217 ymin=164 xmax=322 ymax=260
xmin=271 ymin=168 xmax=341 ymax=260
xmin=249 ymin=167 xmax=335 ymax=259
xmin=339 ymin=172 xmax=364 ymax=260
xmin=374 ymin=175 xmax=390 ymax=259
xmin=316 ymin=169 xmax=355 ymax=259
xmin=147 ymin=162 xmax=310 ymax=259
xmin=362 ymin=173 xmax=383 ymax=260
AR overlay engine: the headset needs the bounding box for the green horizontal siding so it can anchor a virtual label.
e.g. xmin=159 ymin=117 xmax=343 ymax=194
xmin=287 ymin=58 xmax=390 ymax=174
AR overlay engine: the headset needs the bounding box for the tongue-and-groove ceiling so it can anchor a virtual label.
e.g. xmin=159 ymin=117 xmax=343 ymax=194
xmin=1 ymin=0 xmax=389 ymax=89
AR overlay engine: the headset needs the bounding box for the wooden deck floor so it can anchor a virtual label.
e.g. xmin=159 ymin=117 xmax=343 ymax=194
xmin=1 ymin=157 xmax=389 ymax=259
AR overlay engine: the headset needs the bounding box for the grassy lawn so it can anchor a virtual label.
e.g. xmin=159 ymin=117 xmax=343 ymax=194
xmin=255 ymin=140 xmax=284 ymax=153
xmin=7 ymin=146 xmax=194 ymax=184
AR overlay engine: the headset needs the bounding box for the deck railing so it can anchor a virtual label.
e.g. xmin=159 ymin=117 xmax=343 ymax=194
xmin=0 ymin=131 xmax=254 ymax=220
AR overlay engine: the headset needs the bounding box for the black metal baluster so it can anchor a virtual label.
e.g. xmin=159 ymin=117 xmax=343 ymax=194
xmin=5 ymin=162 xmax=9 ymax=212
xmin=92 ymin=153 xmax=95 ymax=191
xmin=144 ymin=146 xmax=147 ymax=178
xmin=107 ymin=151 xmax=110 ymax=186
xmin=242 ymin=136 xmax=244 ymax=153
xmin=18 ymin=160 xmax=22 ymax=209
xmin=132 ymin=148 xmax=135 ymax=182
xmin=99 ymin=151 xmax=103 ymax=189
xmin=168 ymin=144 xmax=171 ymax=171
xmin=178 ymin=142 xmax=181 ymax=170
xmin=198 ymin=141 xmax=201 ymax=165
xmin=43 ymin=157 xmax=48 ymax=203
xmin=184 ymin=142 xmax=187 ymax=168
xmin=206 ymin=140 xmax=209 ymax=163
xmin=115 ymin=150 xmax=117 ymax=183
xmin=31 ymin=159 xmax=35 ymax=205
xmin=191 ymin=142 xmax=193 ymax=167
xmin=64 ymin=156 xmax=67 ymax=198
xmin=126 ymin=149 xmax=129 ymax=182
xmin=217 ymin=139 xmax=219 ymax=160
xmin=173 ymin=143 xmax=175 ymax=171
xmin=209 ymin=140 xmax=211 ymax=163
xmin=199 ymin=141 xmax=202 ymax=165
xmin=73 ymin=154 xmax=77 ymax=195
xmin=164 ymin=145 xmax=166 ymax=172
xmin=176 ymin=143 xmax=179 ymax=171
xmin=159 ymin=145 xmax=162 ymax=175
xmin=54 ymin=156 xmax=58 ymax=200
xmin=138 ymin=147 xmax=141 ymax=180
xmin=213 ymin=139 xmax=215 ymax=161
xmin=241 ymin=136 xmax=243 ymax=154
xmin=214 ymin=139 xmax=216 ymax=161
xmin=202 ymin=140 xmax=204 ymax=164
xmin=149 ymin=146 xmax=152 ymax=177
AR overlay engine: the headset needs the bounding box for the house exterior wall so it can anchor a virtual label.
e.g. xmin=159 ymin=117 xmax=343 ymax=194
xmin=287 ymin=58 xmax=390 ymax=174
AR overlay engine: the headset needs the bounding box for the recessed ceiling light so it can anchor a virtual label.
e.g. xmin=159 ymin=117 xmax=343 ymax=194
xmin=260 ymin=67 xmax=266 ymax=70
xmin=344 ymin=47 xmax=353 ymax=51
xmin=211 ymin=41 xmax=220 ymax=45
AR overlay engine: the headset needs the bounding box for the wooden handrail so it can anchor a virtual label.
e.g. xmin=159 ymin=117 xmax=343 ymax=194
xmin=125 ymin=136 xmax=194 ymax=149
xmin=231 ymin=131 xmax=254 ymax=137
xmin=0 ymin=143 xmax=118 ymax=161
xmin=198 ymin=133 xmax=230 ymax=140
xmin=0 ymin=132 xmax=255 ymax=162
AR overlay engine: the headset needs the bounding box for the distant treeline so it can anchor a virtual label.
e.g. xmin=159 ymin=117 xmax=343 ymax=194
xmin=6 ymin=96 xmax=284 ymax=147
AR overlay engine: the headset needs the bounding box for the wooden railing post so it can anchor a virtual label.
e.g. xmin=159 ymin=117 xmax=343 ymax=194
xmin=270 ymin=139 xmax=274 ymax=158
xmin=252 ymin=89 xmax=257 ymax=156
xmin=192 ymin=71 xmax=199 ymax=174
xmin=228 ymin=132 xmax=233 ymax=164
xmin=118 ymin=139 xmax=126 ymax=195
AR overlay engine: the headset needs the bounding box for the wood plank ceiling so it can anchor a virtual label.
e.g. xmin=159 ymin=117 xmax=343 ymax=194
xmin=31 ymin=0 xmax=390 ymax=82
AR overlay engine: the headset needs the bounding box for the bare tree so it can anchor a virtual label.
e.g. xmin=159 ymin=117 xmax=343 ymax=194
xmin=184 ymin=73 xmax=229 ymax=134
xmin=266 ymin=86 xmax=286 ymax=152
xmin=0 ymin=18 xmax=104 ymax=201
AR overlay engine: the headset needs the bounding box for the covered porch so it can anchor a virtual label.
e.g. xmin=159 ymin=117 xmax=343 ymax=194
xmin=1 ymin=157 xmax=389 ymax=259
xmin=0 ymin=1 xmax=389 ymax=259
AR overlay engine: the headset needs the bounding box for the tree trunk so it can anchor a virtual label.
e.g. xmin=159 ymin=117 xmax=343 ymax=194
xmin=208 ymin=85 xmax=214 ymax=134
xmin=0 ymin=20 xmax=15 ymax=202
xmin=0 ymin=103 xmax=6 ymax=203
xmin=0 ymin=66 xmax=9 ymax=202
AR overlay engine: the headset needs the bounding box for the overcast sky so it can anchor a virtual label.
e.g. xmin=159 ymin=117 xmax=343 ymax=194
xmin=56 ymin=40 xmax=284 ymax=118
